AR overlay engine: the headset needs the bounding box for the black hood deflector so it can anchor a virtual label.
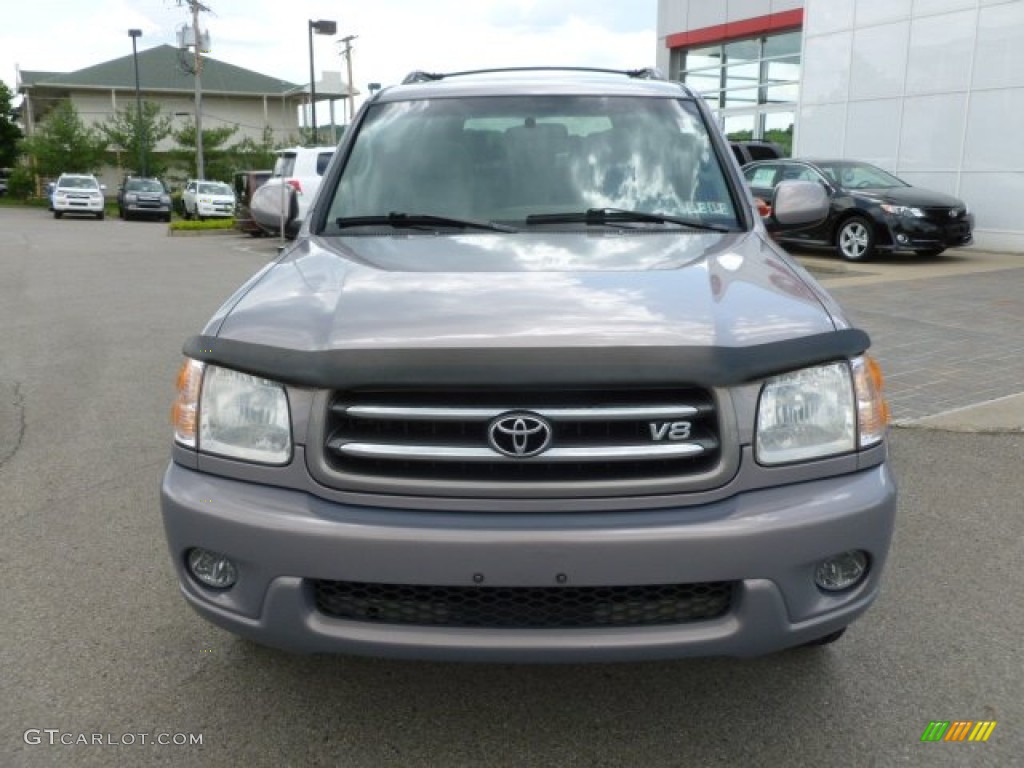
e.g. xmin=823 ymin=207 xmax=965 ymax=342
xmin=183 ymin=329 xmax=871 ymax=389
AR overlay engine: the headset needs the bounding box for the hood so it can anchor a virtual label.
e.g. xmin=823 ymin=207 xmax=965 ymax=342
xmin=858 ymin=185 xmax=965 ymax=208
xmin=212 ymin=231 xmax=838 ymax=354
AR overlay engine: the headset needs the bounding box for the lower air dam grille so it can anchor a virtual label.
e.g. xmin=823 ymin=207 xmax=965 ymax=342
xmin=312 ymin=579 xmax=733 ymax=628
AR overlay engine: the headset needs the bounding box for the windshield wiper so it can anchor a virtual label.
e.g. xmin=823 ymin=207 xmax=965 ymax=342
xmin=525 ymin=207 xmax=732 ymax=232
xmin=335 ymin=212 xmax=517 ymax=233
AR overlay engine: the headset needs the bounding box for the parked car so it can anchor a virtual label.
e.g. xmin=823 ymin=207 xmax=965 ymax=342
xmin=117 ymin=177 xmax=172 ymax=222
xmin=182 ymin=180 xmax=236 ymax=220
xmin=730 ymin=140 xmax=785 ymax=166
xmin=232 ymin=170 xmax=273 ymax=236
xmin=51 ymin=173 xmax=106 ymax=219
xmin=0 ymin=168 xmax=9 ymax=197
xmin=249 ymin=145 xmax=335 ymax=236
xmin=743 ymin=159 xmax=974 ymax=261
xmin=162 ymin=67 xmax=896 ymax=662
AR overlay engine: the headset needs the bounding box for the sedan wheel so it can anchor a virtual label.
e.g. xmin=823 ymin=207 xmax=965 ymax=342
xmin=836 ymin=216 xmax=875 ymax=261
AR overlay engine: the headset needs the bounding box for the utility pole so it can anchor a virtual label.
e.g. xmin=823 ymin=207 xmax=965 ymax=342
xmin=191 ymin=0 xmax=206 ymax=179
xmin=339 ymin=35 xmax=358 ymax=123
xmin=178 ymin=0 xmax=210 ymax=179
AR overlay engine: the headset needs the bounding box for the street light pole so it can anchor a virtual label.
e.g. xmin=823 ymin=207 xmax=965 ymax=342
xmin=128 ymin=29 xmax=144 ymax=176
xmin=307 ymin=19 xmax=336 ymax=144
xmin=338 ymin=35 xmax=358 ymax=123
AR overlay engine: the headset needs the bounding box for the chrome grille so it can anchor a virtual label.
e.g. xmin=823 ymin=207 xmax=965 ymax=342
xmin=321 ymin=388 xmax=720 ymax=487
xmin=312 ymin=579 xmax=734 ymax=628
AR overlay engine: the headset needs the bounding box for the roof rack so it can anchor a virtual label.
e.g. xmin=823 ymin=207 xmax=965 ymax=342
xmin=400 ymin=66 xmax=665 ymax=85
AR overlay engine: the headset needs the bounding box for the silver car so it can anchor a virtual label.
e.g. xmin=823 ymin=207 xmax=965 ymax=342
xmin=161 ymin=67 xmax=896 ymax=662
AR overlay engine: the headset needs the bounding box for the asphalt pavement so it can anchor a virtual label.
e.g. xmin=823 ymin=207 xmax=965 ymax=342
xmin=1 ymin=206 xmax=1021 ymax=767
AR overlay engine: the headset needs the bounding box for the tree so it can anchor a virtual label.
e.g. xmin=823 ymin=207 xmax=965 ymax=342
xmin=99 ymin=100 xmax=173 ymax=177
xmin=169 ymin=122 xmax=237 ymax=181
xmin=0 ymin=80 xmax=23 ymax=168
xmin=226 ymin=125 xmax=278 ymax=172
xmin=20 ymin=101 xmax=107 ymax=178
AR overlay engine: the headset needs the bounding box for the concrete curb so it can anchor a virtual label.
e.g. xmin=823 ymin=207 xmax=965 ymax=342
xmin=166 ymin=227 xmax=240 ymax=237
xmin=895 ymin=393 xmax=1024 ymax=433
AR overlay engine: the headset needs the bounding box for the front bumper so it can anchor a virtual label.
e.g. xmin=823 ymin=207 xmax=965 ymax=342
xmin=53 ymin=197 xmax=104 ymax=213
xmin=195 ymin=201 xmax=235 ymax=218
xmin=880 ymin=213 xmax=974 ymax=252
xmin=161 ymin=459 xmax=897 ymax=662
xmin=124 ymin=200 xmax=170 ymax=216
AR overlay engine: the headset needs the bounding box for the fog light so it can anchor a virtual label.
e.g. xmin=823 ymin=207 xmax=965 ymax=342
xmin=814 ymin=550 xmax=869 ymax=591
xmin=896 ymin=233 xmax=909 ymax=244
xmin=187 ymin=548 xmax=238 ymax=589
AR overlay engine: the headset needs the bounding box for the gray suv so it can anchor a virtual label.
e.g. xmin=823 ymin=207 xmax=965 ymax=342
xmin=161 ymin=67 xmax=896 ymax=662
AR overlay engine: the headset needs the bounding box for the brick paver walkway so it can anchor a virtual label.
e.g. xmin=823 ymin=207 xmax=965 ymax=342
xmin=824 ymin=266 xmax=1024 ymax=422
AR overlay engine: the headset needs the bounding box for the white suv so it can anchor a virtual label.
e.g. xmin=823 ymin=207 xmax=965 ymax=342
xmin=52 ymin=174 xmax=106 ymax=219
xmin=248 ymin=146 xmax=334 ymax=236
xmin=182 ymin=180 xmax=236 ymax=219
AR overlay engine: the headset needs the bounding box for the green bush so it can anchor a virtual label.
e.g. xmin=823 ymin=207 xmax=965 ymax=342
xmin=169 ymin=218 xmax=235 ymax=231
xmin=7 ymin=167 xmax=36 ymax=199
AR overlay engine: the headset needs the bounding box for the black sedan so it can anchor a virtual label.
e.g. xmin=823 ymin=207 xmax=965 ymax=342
xmin=743 ymin=159 xmax=973 ymax=261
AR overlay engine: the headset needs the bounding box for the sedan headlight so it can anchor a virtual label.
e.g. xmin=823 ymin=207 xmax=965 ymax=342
xmin=172 ymin=359 xmax=292 ymax=464
xmin=756 ymin=356 xmax=889 ymax=465
xmin=880 ymin=204 xmax=924 ymax=218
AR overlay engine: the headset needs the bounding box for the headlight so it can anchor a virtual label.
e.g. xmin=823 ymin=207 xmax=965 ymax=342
xmin=756 ymin=357 xmax=889 ymax=465
xmin=171 ymin=358 xmax=292 ymax=464
xmin=880 ymin=204 xmax=924 ymax=218
xmin=200 ymin=366 xmax=292 ymax=464
xmin=125 ymin=193 xmax=138 ymax=202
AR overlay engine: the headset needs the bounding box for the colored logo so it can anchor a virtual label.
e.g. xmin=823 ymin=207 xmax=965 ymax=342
xmin=920 ymin=721 xmax=996 ymax=743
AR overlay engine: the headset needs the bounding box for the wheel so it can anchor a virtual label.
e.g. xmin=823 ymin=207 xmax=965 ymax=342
xmin=164 ymin=213 xmax=172 ymax=223
xmin=97 ymin=211 xmax=105 ymax=220
xmin=836 ymin=216 xmax=875 ymax=261
xmin=801 ymin=627 xmax=846 ymax=647
xmin=53 ymin=210 xmax=62 ymax=219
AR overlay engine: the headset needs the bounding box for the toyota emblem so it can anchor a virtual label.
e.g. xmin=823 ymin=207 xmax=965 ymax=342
xmin=487 ymin=413 xmax=552 ymax=458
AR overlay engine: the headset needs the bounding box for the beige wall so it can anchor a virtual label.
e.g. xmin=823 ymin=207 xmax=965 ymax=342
xmin=50 ymin=88 xmax=303 ymax=191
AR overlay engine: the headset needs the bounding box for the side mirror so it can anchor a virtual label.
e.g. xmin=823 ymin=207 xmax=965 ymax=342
xmin=767 ymin=180 xmax=829 ymax=231
xmin=100 ymin=184 xmax=107 ymax=191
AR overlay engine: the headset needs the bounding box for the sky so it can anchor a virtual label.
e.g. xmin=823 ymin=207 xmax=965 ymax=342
xmin=2 ymin=0 xmax=659 ymax=116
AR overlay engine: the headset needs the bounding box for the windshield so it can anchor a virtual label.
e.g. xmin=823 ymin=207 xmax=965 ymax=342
xmin=59 ymin=177 xmax=98 ymax=190
xmin=199 ymin=183 xmax=232 ymax=195
xmin=126 ymin=180 xmax=164 ymax=193
xmin=817 ymin=162 xmax=908 ymax=189
xmin=325 ymin=95 xmax=739 ymax=232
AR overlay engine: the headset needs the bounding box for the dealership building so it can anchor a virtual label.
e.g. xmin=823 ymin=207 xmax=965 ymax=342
xmin=657 ymin=0 xmax=1024 ymax=252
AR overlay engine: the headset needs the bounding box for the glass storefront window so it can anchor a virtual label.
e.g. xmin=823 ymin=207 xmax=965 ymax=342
xmin=677 ymin=31 xmax=801 ymax=145
xmin=764 ymin=31 xmax=801 ymax=58
xmin=763 ymin=112 xmax=795 ymax=156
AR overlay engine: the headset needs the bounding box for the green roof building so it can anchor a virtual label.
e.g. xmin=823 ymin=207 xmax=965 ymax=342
xmin=16 ymin=44 xmax=338 ymax=186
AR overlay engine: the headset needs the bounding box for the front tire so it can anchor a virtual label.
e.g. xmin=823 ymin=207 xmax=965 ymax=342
xmin=836 ymin=216 xmax=875 ymax=261
xmin=53 ymin=211 xmax=62 ymax=219
xmin=97 ymin=211 xmax=105 ymax=221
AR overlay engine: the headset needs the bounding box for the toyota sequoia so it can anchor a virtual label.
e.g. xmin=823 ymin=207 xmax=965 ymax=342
xmin=161 ymin=67 xmax=896 ymax=662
